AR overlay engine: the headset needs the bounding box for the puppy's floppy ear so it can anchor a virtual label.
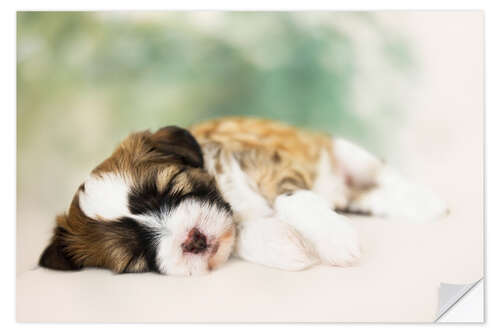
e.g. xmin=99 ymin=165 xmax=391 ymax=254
xmin=150 ymin=126 xmax=204 ymax=168
xmin=39 ymin=225 xmax=82 ymax=271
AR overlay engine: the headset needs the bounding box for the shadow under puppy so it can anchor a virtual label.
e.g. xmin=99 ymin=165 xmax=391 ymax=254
xmin=40 ymin=117 xmax=448 ymax=276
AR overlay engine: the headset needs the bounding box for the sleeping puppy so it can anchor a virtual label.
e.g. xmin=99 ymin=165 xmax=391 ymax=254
xmin=39 ymin=117 xmax=448 ymax=275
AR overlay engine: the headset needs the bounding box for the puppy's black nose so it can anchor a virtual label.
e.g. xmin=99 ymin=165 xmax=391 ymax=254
xmin=181 ymin=228 xmax=207 ymax=254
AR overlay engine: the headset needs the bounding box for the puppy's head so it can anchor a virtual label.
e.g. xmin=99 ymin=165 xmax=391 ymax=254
xmin=39 ymin=126 xmax=235 ymax=276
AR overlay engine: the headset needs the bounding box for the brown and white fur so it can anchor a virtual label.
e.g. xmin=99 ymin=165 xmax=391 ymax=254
xmin=39 ymin=117 xmax=448 ymax=275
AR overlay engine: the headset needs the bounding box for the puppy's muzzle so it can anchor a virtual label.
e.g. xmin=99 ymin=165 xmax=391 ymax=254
xmin=181 ymin=228 xmax=207 ymax=254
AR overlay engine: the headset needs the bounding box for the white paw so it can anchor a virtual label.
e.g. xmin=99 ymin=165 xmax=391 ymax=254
xmin=313 ymin=215 xmax=361 ymax=266
xmin=350 ymin=167 xmax=449 ymax=222
xmin=235 ymin=217 xmax=318 ymax=271
xmin=275 ymin=190 xmax=361 ymax=267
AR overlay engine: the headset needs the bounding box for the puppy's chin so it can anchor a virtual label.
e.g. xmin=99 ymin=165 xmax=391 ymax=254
xmin=155 ymin=199 xmax=235 ymax=276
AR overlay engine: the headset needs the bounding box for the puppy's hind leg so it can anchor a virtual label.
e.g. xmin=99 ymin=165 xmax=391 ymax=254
xmin=333 ymin=138 xmax=448 ymax=222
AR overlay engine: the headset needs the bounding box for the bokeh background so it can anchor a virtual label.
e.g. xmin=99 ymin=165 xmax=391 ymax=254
xmin=17 ymin=13 xmax=413 ymax=272
xmin=16 ymin=12 xmax=484 ymax=322
xmin=16 ymin=12 xmax=416 ymax=273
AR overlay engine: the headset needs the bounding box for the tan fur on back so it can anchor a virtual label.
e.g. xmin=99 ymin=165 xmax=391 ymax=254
xmin=190 ymin=117 xmax=335 ymax=203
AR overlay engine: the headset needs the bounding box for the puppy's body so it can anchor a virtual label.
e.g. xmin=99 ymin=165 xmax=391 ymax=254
xmin=189 ymin=117 xmax=447 ymax=270
xmin=40 ymin=117 xmax=448 ymax=275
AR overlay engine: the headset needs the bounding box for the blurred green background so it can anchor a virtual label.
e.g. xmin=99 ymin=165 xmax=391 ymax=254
xmin=17 ymin=12 xmax=413 ymax=270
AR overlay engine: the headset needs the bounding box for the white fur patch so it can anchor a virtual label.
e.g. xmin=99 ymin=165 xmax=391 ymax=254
xmin=334 ymin=137 xmax=382 ymax=187
xmin=214 ymin=155 xmax=273 ymax=221
xmin=79 ymin=172 xmax=132 ymax=221
xmin=275 ymin=190 xmax=361 ymax=267
xmin=312 ymin=149 xmax=349 ymax=209
xmin=235 ymin=216 xmax=318 ymax=271
xmin=154 ymin=199 xmax=234 ymax=276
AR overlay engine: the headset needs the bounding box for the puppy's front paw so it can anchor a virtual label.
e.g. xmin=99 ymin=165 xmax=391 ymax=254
xmin=275 ymin=190 xmax=361 ymax=267
xmin=235 ymin=217 xmax=318 ymax=271
xmin=313 ymin=215 xmax=361 ymax=267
